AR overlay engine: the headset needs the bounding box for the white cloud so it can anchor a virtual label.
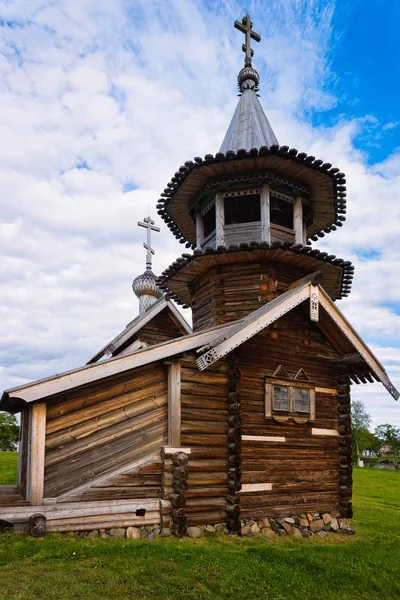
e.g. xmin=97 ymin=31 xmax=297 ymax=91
xmin=0 ymin=0 xmax=399 ymax=428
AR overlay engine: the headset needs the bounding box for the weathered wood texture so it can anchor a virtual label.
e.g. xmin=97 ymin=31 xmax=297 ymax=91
xmin=190 ymin=260 xmax=312 ymax=331
xmin=44 ymin=362 xmax=168 ymax=499
xmin=237 ymin=307 xmax=342 ymax=519
xmin=178 ymin=353 xmax=229 ymax=526
xmin=1 ymin=499 xmax=161 ymax=533
xmin=115 ymin=308 xmax=187 ymax=354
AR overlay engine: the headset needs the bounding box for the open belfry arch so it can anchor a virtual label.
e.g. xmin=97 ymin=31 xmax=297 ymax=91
xmin=1 ymin=14 xmax=398 ymax=538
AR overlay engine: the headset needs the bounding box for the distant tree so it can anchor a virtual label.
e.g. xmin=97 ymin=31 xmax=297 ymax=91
xmin=374 ymin=424 xmax=400 ymax=467
xmin=351 ymin=400 xmax=372 ymax=462
xmin=0 ymin=413 xmax=19 ymax=451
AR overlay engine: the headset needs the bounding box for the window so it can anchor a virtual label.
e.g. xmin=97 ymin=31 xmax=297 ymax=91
xmin=203 ymin=204 xmax=216 ymax=238
xmin=224 ymin=193 xmax=261 ymax=225
xmin=265 ymin=366 xmax=315 ymax=423
xmin=270 ymin=197 xmax=293 ymax=229
xmin=272 ymin=385 xmax=290 ymax=411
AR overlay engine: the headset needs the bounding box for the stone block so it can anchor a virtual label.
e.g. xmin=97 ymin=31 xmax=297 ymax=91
xmin=322 ymin=513 xmax=332 ymax=525
xmin=292 ymin=527 xmax=303 ymax=538
xmin=215 ymin=523 xmax=228 ymax=533
xmin=330 ymin=518 xmax=339 ymax=531
xmin=250 ymin=523 xmax=260 ymax=535
xmin=99 ymin=529 xmax=110 ymax=538
xmin=187 ymin=526 xmax=202 ymax=539
xmin=160 ymin=528 xmax=171 ymax=537
xmin=309 ymin=520 xmax=324 ymax=533
xmin=299 ymin=517 xmax=309 ymax=527
xmin=306 ymin=513 xmax=313 ymax=523
xmin=317 ymin=530 xmax=328 ymax=538
xmin=284 ymin=517 xmax=296 ymax=524
xmin=109 ymin=528 xmax=126 ymax=538
xmin=126 ymin=527 xmax=142 ymax=539
xmin=261 ymin=527 xmax=277 ymax=540
xmin=241 ymin=524 xmax=251 ymax=536
xmin=204 ymin=525 xmax=216 ymax=535
xmin=87 ymin=530 xmax=99 ymax=537
xmin=339 ymin=518 xmax=351 ymax=529
xmin=337 ymin=528 xmax=355 ymax=536
xmin=258 ymin=518 xmax=270 ymax=528
xmin=147 ymin=533 xmax=155 ymax=540
xmin=282 ymin=522 xmax=295 ymax=534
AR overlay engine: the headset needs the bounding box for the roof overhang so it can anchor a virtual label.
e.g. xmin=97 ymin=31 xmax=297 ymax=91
xmin=87 ymin=296 xmax=192 ymax=364
xmin=2 ymin=272 xmax=397 ymax=412
xmin=157 ymin=146 xmax=346 ymax=246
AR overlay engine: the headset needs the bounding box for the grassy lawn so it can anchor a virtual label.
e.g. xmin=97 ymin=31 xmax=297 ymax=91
xmin=0 ymin=468 xmax=399 ymax=600
xmin=0 ymin=452 xmax=18 ymax=485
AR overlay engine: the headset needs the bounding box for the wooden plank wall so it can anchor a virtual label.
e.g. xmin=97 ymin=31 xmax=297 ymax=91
xmin=118 ymin=309 xmax=186 ymax=351
xmin=180 ymin=353 xmax=229 ymax=526
xmin=238 ymin=308 xmax=341 ymax=519
xmin=190 ymin=261 xmax=306 ymax=331
xmin=44 ymin=362 xmax=168 ymax=499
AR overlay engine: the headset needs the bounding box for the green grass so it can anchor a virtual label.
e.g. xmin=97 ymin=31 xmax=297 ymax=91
xmin=0 ymin=452 xmax=18 ymax=485
xmin=0 ymin=468 xmax=399 ymax=600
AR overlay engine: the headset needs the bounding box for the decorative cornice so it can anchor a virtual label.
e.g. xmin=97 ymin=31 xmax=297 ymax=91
xmin=156 ymin=145 xmax=346 ymax=247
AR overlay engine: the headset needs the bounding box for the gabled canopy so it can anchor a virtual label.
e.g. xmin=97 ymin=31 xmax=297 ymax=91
xmin=87 ymin=296 xmax=191 ymax=364
xmin=1 ymin=273 xmax=397 ymax=412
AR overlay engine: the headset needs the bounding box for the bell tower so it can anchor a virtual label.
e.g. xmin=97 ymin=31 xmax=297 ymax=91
xmin=157 ymin=14 xmax=352 ymax=331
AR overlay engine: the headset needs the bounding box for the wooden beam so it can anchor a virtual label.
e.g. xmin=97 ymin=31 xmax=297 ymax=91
xmin=241 ymin=483 xmax=273 ymax=493
xmin=215 ymin=192 xmax=225 ymax=247
xmin=4 ymin=322 xmax=233 ymax=404
xmin=260 ymin=184 xmax=270 ymax=243
xmin=337 ymin=352 xmax=362 ymax=365
xmin=168 ymin=360 xmax=181 ymax=447
xmin=294 ymin=196 xmax=303 ymax=244
xmin=242 ymin=435 xmax=285 ymax=442
xmin=29 ymin=403 xmax=46 ymax=505
xmin=196 ymin=213 xmax=204 ymax=249
xmin=163 ymin=446 xmax=191 ymax=456
xmin=312 ymin=428 xmax=338 ymax=437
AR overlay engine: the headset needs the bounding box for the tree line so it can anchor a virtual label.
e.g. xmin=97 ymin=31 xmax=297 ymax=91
xmin=351 ymin=400 xmax=400 ymax=466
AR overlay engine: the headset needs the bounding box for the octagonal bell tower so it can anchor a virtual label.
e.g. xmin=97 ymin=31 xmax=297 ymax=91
xmin=157 ymin=14 xmax=352 ymax=331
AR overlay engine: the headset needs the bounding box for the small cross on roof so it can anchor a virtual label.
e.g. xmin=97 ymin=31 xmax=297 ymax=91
xmin=138 ymin=214 xmax=160 ymax=270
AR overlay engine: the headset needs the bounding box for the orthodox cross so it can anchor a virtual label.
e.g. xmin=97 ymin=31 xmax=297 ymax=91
xmin=234 ymin=14 xmax=261 ymax=67
xmin=138 ymin=214 xmax=160 ymax=270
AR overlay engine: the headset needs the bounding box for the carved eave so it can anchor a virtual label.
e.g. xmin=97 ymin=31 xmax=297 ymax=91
xmin=157 ymin=146 xmax=346 ymax=246
xmin=157 ymin=241 xmax=354 ymax=307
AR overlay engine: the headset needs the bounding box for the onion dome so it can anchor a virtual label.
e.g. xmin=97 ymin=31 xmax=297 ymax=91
xmin=132 ymin=214 xmax=162 ymax=314
xmin=132 ymin=269 xmax=163 ymax=314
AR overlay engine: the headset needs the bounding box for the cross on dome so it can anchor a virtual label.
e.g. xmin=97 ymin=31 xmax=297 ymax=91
xmin=138 ymin=214 xmax=160 ymax=270
xmin=234 ymin=13 xmax=261 ymax=68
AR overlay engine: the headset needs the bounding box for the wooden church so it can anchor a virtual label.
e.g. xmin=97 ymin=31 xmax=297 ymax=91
xmin=1 ymin=15 xmax=398 ymax=538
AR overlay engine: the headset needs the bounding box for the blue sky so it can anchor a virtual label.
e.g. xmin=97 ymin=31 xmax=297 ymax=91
xmin=0 ymin=0 xmax=399 ymax=428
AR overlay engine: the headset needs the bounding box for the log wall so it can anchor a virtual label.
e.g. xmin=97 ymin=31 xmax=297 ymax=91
xmin=179 ymin=353 xmax=229 ymax=526
xmin=238 ymin=308 xmax=342 ymax=519
xmin=44 ymin=362 xmax=168 ymax=499
xmin=190 ymin=261 xmax=307 ymax=331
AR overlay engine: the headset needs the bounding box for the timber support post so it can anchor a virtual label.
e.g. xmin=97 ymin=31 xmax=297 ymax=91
xmin=28 ymin=402 xmax=46 ymax=505
xmin=168 ymin=360 xmax=181 ymax=447
xmin=226 ymin=353 xmax=242 ymax=534
xmin=337 ymin=365 xmax=353 ymax=518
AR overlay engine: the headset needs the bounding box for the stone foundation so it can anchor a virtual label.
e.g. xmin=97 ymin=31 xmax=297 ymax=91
xmin=68 ymin=512 xmax=354 ymax=540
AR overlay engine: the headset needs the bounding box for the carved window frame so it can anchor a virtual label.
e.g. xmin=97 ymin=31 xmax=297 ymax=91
xmin=264 ymin=369 xmax=316 ymax=423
